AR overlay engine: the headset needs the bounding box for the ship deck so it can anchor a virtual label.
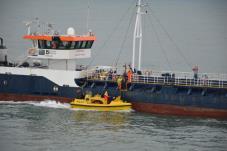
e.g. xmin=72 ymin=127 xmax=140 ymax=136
xmin=85 ymin=69 xmax=227 ymax=89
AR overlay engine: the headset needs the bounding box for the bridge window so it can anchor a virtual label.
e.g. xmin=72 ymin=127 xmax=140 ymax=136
xmin=81 ymin=41 xmax=87 ymax=49
xmin=74 ymin=41 xmax=94 ymax=49
xmin=86 ymin=41 xmax=94 ymax=49
xmin=58 ymin=41 xmax=68 ymax=49
xmin=71 ymin=42 xmax=75 ymax=49
xmin=38 ymin=40 xmax=44 ymax=49
xmin=46 ymin=41 xmax=52 ymax=49
xmin=37 ymin=40 xmax=94 ymax=49
xmin=38 ymin=40 xmax=53 ymax=49
xmin=75 ymin=41 xmax=82 ymax=49
xmin=65 ymin=42 xmax=72 ymax=49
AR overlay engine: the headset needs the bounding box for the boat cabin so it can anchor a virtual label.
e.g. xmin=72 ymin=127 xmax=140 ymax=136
xmin=23 ymin=34 xmax=96 ymax=60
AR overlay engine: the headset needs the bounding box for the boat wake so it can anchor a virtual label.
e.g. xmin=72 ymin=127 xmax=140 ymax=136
xmin=0 ymin=100 xmax=134 ymax=112
xmin=0 ymin=100 xmax=71 ymax=109
xmin=28 ymin=100 xmax=71 ymax=109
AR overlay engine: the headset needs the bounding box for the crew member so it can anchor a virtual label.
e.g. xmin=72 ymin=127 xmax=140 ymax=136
xmin=52 ymin=42 xmax=57 ymax=49
xmin=117 ymin=76 xmax=123 ymax=90
xmin=127 ymin=69 xmax=133 ymax=83
xmin=103 ymin=91 xmax=109 ymax=101
xmin=192 ymin=65 xmax=199 ymax=80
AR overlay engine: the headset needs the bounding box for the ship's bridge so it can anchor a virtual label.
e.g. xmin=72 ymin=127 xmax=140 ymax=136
xmin=23 ymin=33 xmax=96 ymax=60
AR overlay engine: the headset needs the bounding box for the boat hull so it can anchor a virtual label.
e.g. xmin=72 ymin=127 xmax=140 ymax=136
xmin=131 ymin=102 xmax=227 ymax=119
xmin=76 ymin=79 xmax=227 ymax=118
xmin=71 ymin=103 xmax=131 ymax=111
xmin=0 ymin=72 xmax=84 ymax=103
xmin=0 ymin=93 xmax=72 ymax=103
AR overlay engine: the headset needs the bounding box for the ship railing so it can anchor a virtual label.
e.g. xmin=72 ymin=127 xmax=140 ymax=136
xmin=85 ymin=67 xmax=125 ymax=81
xmin=132 ymin=73 xmax=227 ymax=89
xmin=140 ymin=70 xmax=227 ymax=81
xmin=85 ymin=69 xmax=227 ymax=89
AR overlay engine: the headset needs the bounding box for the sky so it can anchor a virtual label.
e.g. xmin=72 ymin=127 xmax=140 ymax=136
xmin=0 ymin=0 xmax=227 ymax=73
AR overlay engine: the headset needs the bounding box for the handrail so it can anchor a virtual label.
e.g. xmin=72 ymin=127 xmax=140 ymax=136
xmin=131 ymin=74 xmax=227 ymax=89
xmin=85 ymin=69 xmax=227 ymax=89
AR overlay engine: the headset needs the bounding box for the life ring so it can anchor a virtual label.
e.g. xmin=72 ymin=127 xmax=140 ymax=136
xmin=28 ymin=48 xmax=36 ymax=55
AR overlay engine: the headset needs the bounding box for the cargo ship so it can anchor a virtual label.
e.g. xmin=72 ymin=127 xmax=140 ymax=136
xmin=74 ymin=0 xmax=227 ymax=119
xmin=1 ymin=1 xmax=227 ymax=119
xmin=0 ymin=19 xmax=96 ymax=102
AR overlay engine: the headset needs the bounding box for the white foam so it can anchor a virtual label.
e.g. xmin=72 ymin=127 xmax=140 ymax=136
xmin=28 ymin=100 xmax=70 ymax=109
xmin=0 ymin=100 xmax=70 ymax=109
xmin=0 ymin=101 xmax=34 ymax=104
xmin=0 ymin=100 xmax=134 ymax=112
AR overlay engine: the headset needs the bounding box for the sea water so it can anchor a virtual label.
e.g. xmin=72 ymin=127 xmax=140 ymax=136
xmin=0 ymin=101 xmax=227 ymax=151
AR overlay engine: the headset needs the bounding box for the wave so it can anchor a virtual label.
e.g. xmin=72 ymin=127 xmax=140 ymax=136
xmin=0 ymin=100 xmax=133 ymax=112
xmin=28 ymin=100 xmax=71 ymax=109
xmin=0 ymin=100 xmax=71 ymax=109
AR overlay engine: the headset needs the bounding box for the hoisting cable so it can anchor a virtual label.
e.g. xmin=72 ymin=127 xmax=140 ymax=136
xmin=146 ymin=4 xmax=192 ymax=70
xmin=113 ymin=4 xmax=136 ymax=67
xmin=146 ymin=10 xmax=173 ymax=71
xmin=87 ymin=0 xmax=137 ymax=67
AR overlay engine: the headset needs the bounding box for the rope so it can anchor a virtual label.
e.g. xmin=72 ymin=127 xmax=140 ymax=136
xmin=146 ymin=10 xmax=173 ymax=71
xmin=87 ymin=0 xmax=137 ymax=67
xmin=113 ymin=4 xmax=136 ymax=67
xmin=146 ymin=3 xmax=192 ymax=70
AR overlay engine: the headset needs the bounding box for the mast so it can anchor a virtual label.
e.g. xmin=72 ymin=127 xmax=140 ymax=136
xmin=132 ymin=0 xmax=143 ymax=71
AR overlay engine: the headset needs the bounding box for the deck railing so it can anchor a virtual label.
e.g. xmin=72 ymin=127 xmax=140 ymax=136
xmin=85 ymin=69 xmax=227 ymax=89
xmin=132 ymin=75 xmax=227 ymax=89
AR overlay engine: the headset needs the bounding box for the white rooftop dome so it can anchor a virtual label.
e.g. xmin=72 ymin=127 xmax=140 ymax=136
xmin=67 ymin=27 xmax=75 ymax=35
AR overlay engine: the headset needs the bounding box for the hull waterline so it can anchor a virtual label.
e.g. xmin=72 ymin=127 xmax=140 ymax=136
xmin=0 ymin=93 xmax=72 ymax=103
xmin=71 ymin=104 xmax=131 ymax=111
xmin=132 ymin=102 xmax=227 ymax=119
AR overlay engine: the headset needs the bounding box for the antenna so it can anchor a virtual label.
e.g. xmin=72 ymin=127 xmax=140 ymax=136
xmin=47 ymin=22 xmax=54 ymax=34
xmin=35 ymin=17 xmax=40 ymax=34
xmin=23 ymin=21 xmax=33 ymax=35
xmin=86 ymin=0 xmax=91 ymax=32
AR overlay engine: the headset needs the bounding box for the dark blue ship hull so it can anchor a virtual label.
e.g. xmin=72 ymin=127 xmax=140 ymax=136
xmin=1 ymin=73 xmax=227 ymax=118
xmin=76 ymin=78 xmax=227 ymax=118
xmin=0 ymin=74 xmax=83 ymax=103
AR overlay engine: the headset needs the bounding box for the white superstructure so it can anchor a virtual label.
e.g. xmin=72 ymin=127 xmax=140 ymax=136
xmin=0 ymin=20 xmax=96 ymax=88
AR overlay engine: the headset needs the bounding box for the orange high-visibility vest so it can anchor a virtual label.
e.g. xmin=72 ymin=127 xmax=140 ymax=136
xmin=127 ymin=70 xmax=133 ymax=83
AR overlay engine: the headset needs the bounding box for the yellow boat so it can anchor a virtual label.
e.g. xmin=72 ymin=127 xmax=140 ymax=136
xmin=70 ymin=94 xmax=132 ymax=111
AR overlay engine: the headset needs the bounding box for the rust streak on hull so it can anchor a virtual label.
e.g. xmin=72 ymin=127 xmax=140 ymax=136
xmin=132 ymin=102 xmax=227 ymax=119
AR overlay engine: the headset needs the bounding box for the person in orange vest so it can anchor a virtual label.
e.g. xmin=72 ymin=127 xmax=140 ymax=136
xmin=127 ymin=69 xmax=133 ymax=83
xmin=103 ymin=91 xmax=109 ymax=101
